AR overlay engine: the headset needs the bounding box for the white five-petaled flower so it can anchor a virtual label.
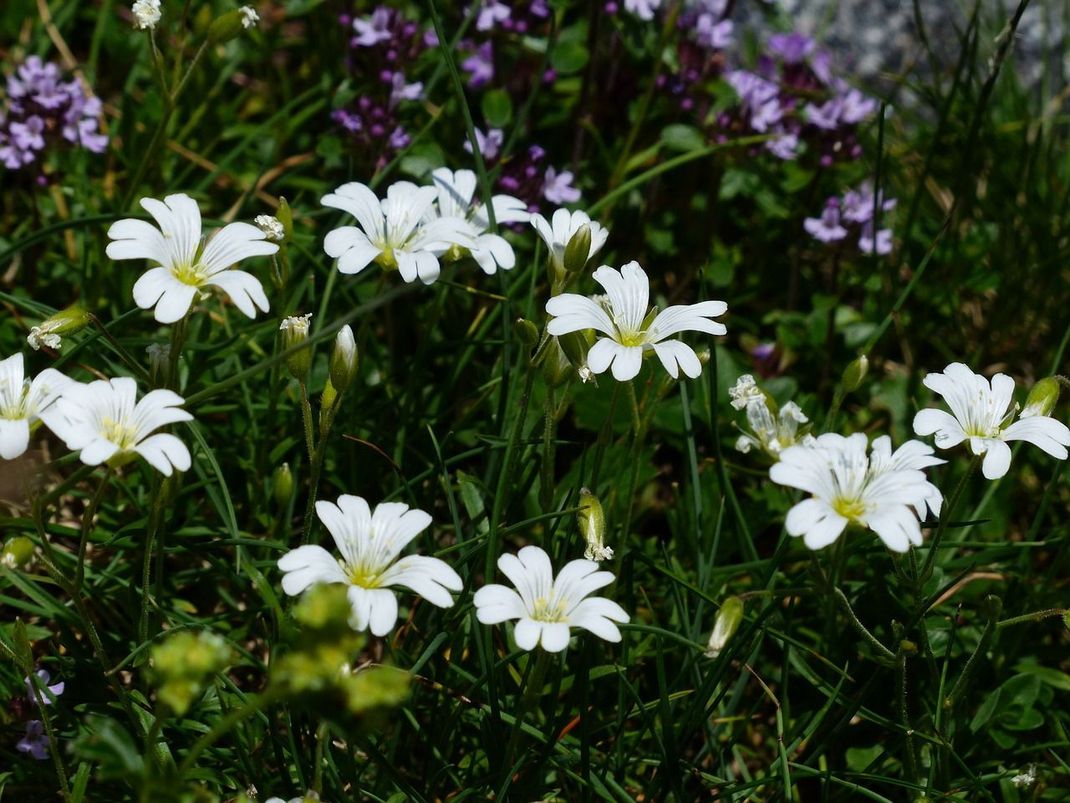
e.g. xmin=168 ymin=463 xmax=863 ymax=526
xmin=473 ymin=545 xmax=629 ymax=652
xmin=277 ymin=495 xmax=462 ymax=636
xmin=131 ymin=0 xmax=161 ymax=29
xmin=239 ymin=5 xmax=259 ymax=28
xmin=546 ymin=261 xmax=727 ymax=381
xmin=770 ymin=433 xmax=944 ymax=553
xmin=321 ymin=181 xmax=473 ymax=284
xmin=730 ymin=375 xmax=813 ymax=457
xmin=530 ymin=208 xmax=608 ymax=276
xmin=426 ymin=168 xmax=530 ymax=275
xmin=46 ymin=377 xmax=193 ymax=476
xmin=0 ymin=354 xmax=70 ymax=460
xmin=107 ymin=193 xmax=278 ymax=324
xmin=912 ymin=362 xmax=1070 ymax=480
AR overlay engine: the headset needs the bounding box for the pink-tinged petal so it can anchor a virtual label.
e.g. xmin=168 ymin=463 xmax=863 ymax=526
xmin=539 ymin=622 xmax=571 ymax=652
xmin=134 ymin=433 xmax=191 ymax=475
xmin=203 ymin=270 xmax=270 ymax=318
xmin=1002 ymin=416 xmax=1070 ymax=459
xmin=278 ymin=545 xmax=347 ymax=595
xmin=474 ymin=584 xmax=525 ymax=624
xmin=0 ymin=419 xmax=30 ymax=459
xmin=133 ymin=267 xmax=178 ymax=310
xmin=153 ymin=284 xmax=198 ymax=324
xmin=512 ymin=618 xmax=541 ymax=651
xmin=981 ymin=439 xmax=1012 ymax=480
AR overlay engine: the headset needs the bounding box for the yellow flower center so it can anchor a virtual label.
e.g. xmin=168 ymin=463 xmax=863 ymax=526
xmin=832 ymin=497 xmax=867 ymax=521
xmin=616 ymin=330 xmax=647 ymax=347
xmin=343 ymin=561 xmax=382 ymax=589
xmin=531 ymin=596 xmax=567 ymax=623
xmin=172 ymin=262 xmax=208 ymax=287
xmin=101 ymin=417 xmax=139 ymax=449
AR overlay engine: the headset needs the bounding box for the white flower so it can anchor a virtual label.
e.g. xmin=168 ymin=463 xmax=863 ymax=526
xmin=729 ymin=374 xmax=765 ymax=410
xmin=277 ymin=495 xmax=462 ymax=636
xmin=730 ymin=376 xmax=813 ymax=457
xmin=131 ymin=0 xmax=161 ymax=30
xmin=770 ymin=433 xmax=944 ymax=552
xmin=321 ymin=181 xmax=473 ymax=285
xmin=107 ymin=193 xmax=278 ymax=324
xmin=473 ymin=545 xmax=629 ymax=652
xmin=530 ymin=208 xmax=608 ymax=277
xmin=239 ymin=5 xmax=259 ymax=28
xmin=912 ymin=362 xmax=1070 ymax=480
xmin=625 ymin=0 xmax=660 ymax=20
xmin=46 ymin=377 xmax=193 ymax=476
xmin=27 ymin=324 xmax=62 ymax=351
xmin=427 ymin=168 xmax=529 ymax=275
xmin=1010 ymin=765 xmax=1036 ymax=789
xmin=546 ymin=261 xmax=727 ymax=382
xmin=279 ymin=313 xmax=311 ymax=335
xmin=0 ymin=354 xmax=70 ymax=460
xmin=254 ymin=214 xmax=285 ymax=242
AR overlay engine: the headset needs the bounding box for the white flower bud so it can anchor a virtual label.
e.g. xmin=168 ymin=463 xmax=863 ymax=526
xmin=705 ymin=596 xmax=744 ymax=659
xmin=131 ymin=0 xmax=161 ymax=30
xmin=578 ymin=488 xmax=612 ymax=562
xmin=329 ymin=325 xmax=358 ymax=393
xmin=280 ymin=314 xmax=312 ymax=380
xmin=255 ymin=214 xmax=285 ymax=242
xmin=239 ymin=5 xmax=260 ymax=28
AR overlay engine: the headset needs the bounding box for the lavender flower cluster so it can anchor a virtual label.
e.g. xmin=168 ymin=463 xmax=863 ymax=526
xmin=805 ymin=183 xmax=895 ymax=255
xmin=657 ymin=0 xmax=734 ymax=115
xmin=15 ymin=669 xmax=64 ymax=761
xmin=462 ymin=0 xmax=551 ymax=90
xmin=724 ymin=32 xmax=877 ymax=163
xmin=333 ymin=7 xmax=429 ymax=166
xmin=0 ymin=57 xmax=108 ymax=172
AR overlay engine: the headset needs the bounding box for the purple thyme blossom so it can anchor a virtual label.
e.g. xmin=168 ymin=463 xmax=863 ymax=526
xmin=17 ymin=721 xmax=49 ymax=760
xmin=464 ymin=127 xmax=504 ymax=161
xmin=767 ymin=33 xmax=814 ymax=64
xmin=388 ymin=72 xmax=423 ymax=106
xmin=726 ymin=70 xmax=782 ymax=133
xmin=838 ymin=88 xmax=878 ymax=124
xmin=332 ymin=96 xmax=410 ymax=165
xmin=804 ymin=199 xmax=848 ymax=242
xmin=624 ymin=0 xmax=660 ymax=20
xmin=475 ymin=0 xmax=511 ymax=31
xmin=859 ymin=221 xmax=892 ymax=255
xmin=352 ymin=8 xmax=394 ymax=47
xmin=462 ymin=42 xmax=494 ymax=89
xmin=695 ymin=17 xmax=733 ymax=49
xmin=841 ymin=184 xmax=896 ymax=224
xmin=0 ymin=56 xmax=108 ymax=171
xmin=766 ymin=132 xmax=799 ymax=160
xmin=542 ymin=167 xmax=581 ymax=204
xmin=25 ymin=670 xmax=65 ymax=705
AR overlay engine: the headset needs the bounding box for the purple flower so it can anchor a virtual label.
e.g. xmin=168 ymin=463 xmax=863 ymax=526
xmin=464 ymin=127 xmax=504 ymax=161
xmin=352 ymin=8 xmax=394 ymax=47
xmin=542 ymin=166 xmax=581 ymax=204
xmin=388 ymin=126 xmax=410 ymax=150
xmin=838 ymin=88 xmax=877 ymax=124
xmin=695 ymin=17 xmax=733 ymax=50
xmin=768 ymin=33 xmax=814 ymax=64
xmin=624 ymin=0 xmax=660 ymax=20
xmin=841 ymin=184 xmax=896 ymax=224
xmin=766 ymin=132 xmax=799 ymax=160
xmin=17 ymin=721 xmax=49 ymax=760
xmin=388 ymin=72 xmax=423 ymax=106
xmin=462 ymin=42 xmax=494 ymax=89
xmin=859 ymin=221 xmax=893 ymax=255
xmin=804 ymin=199 xmax=848 ymax=242
xmin=25 ymin=670 xmax=65 ymax=705
xmin=476 ymin=0 xmax=511 ymax=31
xmin=804 ymin=98 xmax=842 ymax=130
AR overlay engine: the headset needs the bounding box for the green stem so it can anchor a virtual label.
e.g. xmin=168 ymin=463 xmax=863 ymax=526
xmin=943 ymin=596 xmax=1001 ymax=710
xmin=139 ymin=480 xmax=166 ymax=644
xmin=919 ymin=454 xmax=980 ymax=578
xmin=74 ymin=469 xmax=113 ymax=595
xmin=177 ymin=688 xmax=280 ymax=779
xmin=832 ymin=586 xmax=897 ymax=664
xmin=539 ymin=387 xmax=557 ymax=512
xmin=504 ymin=650 xmax=553 ymax=768
xmin=299 ymin=382 xmax=316 ymax=464
xmin=312 ymin=722 xmax=329 ymax=794
xmin=896 ymin=642 xmax=919 ymax=783
xmin=486 ymin=365 xmax=536 ymax=576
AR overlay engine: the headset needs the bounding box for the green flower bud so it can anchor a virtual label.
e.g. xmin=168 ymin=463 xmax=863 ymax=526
xmin=541 ymin=339 xmax=572 ymax=388
xmin=558 ymin=331 xmax=592 ymax=378
xmin=208 ymin=10 xmax=245 ymax=43
xmin=1 ymin=536 xmax=35 ymax=570
xmin=562 ymin=224 xmax=592 ymax=276
xmin=1021 ymin=376 xmax=1060 ymax=419
xmin=329 ymin=325 xmax=358 ymax=393
xmin=151 ymin=630 xmax=233 ymax=715
xmin=294 ymin=583 xmax=353 ymax=637
xmin=273 ymin=462 xmax=293 ymax=507
xmin=27 ymin=304 xmax=91 ymax=351
xmin=280 ymin=313 xmax=312 ymax=380
xmin=841 ymin=354 xmax=868 ymax=392
xmin=319 ymin=378 xmax=338 ymax=435
xmin=705 ymin=596 xmax=744 ymax=658
xmin=982 ymin=594 xmax=1003 ymax=621
xmin=276 ymin=197 xmax=294 ymax=238
xmin=514 ymin=318 xmax=540 ymax=348
xmin=578 ymin=488 xmax=611 ymax=561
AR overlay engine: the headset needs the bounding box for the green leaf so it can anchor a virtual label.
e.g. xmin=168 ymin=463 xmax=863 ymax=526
xmin=481 ymin=89 xmax=513 ymax=128
xmin=1014 ymin=661 xmax=1070 ymax=692
xmin=970 ymin=688 xmax=1001 ymax=732
xmin=660 ymin=124 xmax=705 ymax=153
xmin=550 ymin=37 xmax=589 ymax=74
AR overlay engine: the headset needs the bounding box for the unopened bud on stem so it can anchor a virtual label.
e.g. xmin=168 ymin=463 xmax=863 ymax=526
xmin=705 ymin=596 xmax=744 ymax=658
xmin=329 ymin=325 xmax=358 ymax=393
xmin=280 ymin=314 xmax=312 ymax=381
